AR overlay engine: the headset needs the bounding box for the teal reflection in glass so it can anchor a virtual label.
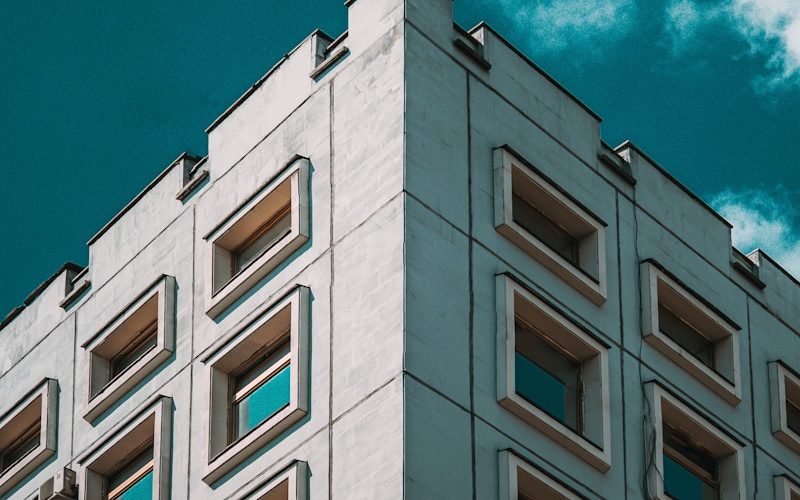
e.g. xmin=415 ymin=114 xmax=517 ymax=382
xmin=663 ymin=453 xmax=718 ymax=500
xmin=515 ymin=351 xmax=567 ymax=423
xmin=115 ymin=469 xmax=153 ymax=500
xmin=236 ymin=364 xmax=291 ymax=437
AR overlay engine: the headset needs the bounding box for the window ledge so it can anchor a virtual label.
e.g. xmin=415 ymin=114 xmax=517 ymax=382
xmin=204 ymin=157 xmax=310 ymax=318
xmin=237 ymin=460 xmax=308 ymax=499
xmin=0 ymin=379 xmax=58 ymax=498
xmin=83 ymin=276 xmax=176 ymax=422
xmin=770 ymin=361 xmax=800 ymax=455
xmin=640 ymin=261 xmax=742 ymax=405
xmin=496 ymin=275 xmax=611 ymax=472
xmin=203 ymin=287 xmax=310 ymax=485
xmin=494 ymin=146 xmax=607 ymax=305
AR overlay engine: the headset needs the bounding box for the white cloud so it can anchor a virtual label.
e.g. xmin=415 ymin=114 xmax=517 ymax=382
xmin=731 ymin=0 xmax=800 ymax=89
xmin=663 ymin=0 xmax=800 ymax=89
xmin=495 ymin=0 xmax=636 ymax=52
xmin=711 ymin=188 xmax=800 ymax=279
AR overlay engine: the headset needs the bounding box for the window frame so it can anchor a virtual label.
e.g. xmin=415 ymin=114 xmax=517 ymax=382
xmin=640 ymin=261 xmax=742 ymax=405
xmin=493 ymin=146 xmax=607 ymax=304
xmin=83 ymin=276 xmax=176 ymax=422
xmin=0 ymin=379 xmax=58 ymax=497
xmin=77 ymin=396 xmax=172 ymax=500
xmin=646 ymin=382 xmax=745 ymax=500
xmin=238 ymin=461 xmax=308 ymax=500
xmin=774 ymin=475 xmax=800 ymax=500
xmin=769 ymin=361 xmax=800 ymax=454
xmin=498 ymin=450 xmax=583 ymax=500
xmin=202 ymin=286 xmax=310 ymax=484
xmin=496 ymin=274 xmax=611 ymax=471
xmin=204 ymin=157 xmax=310 ymax=317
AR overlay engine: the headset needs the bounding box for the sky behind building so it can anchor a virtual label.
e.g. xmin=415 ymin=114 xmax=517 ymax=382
xmin=1 ymin=0 xmax=798 ymax=317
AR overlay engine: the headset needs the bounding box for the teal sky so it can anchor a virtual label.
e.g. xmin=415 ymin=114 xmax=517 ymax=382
xmin=1 ymin=0 xmax=798 ymax=317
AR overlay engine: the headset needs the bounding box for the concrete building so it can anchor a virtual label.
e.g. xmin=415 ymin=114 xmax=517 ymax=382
xmin=1 ymin=0 xmax=799 ymax=498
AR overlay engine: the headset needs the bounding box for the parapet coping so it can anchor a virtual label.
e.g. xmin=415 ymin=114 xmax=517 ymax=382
xmin=205 ymin=28 xmax=346 ymax=134
xmin=464 ymin=21 xmax=602 ymax=122
xmin=86 ymin=152 xmax=203 ymax=245
xmin=614 ymin=139 xmax=732 ymax=228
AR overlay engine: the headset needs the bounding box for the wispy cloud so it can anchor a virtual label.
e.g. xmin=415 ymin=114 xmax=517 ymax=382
xmin=663 ymin=0 xmax=800 ymax=90
xmin=495 ymin=0 xmax=636 ymax=52
xmin=663 ymin=0 xmax=725 ymax=52
xmin=731 ymin=0 xmax=800 ymax=90
xmin=711 ymin=188 xmax=800 ymax=278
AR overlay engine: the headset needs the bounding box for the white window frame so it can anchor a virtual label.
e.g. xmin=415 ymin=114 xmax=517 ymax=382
xmin=0 ymin=379 xmax=58 ymax=497
xmin=204 ymin=157 xmax=310 ymax=317
xmin=202 ymin=286 xmax=310 ymax=484
xmin=769 ymin=361 xmax=800 ymax=454
xmin=83 ymin=275 xmax=176 ymax=422
xmin=493 ymin=146 xmax=607 ymax=304
xmin=77 ymin=395 xmax=172 ymax=500
xmin=640 ymin=261 xmax=741 ymax=405
xmin=238 ymin=461 xmax=308 ymax=500
xmin=496 ymin=274 xmax=611 ymax=471
xmin=498 ymin=450 xmax=583 ymax=500
xmin=774 ymin=475 xmax=800 ymax=499
xmin=646 ymin=382 xmax=745 ymax=500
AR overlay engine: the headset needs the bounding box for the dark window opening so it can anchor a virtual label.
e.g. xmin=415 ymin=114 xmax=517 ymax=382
xmin=514 ymin=319 xmax=583 ymax=434
xmin=512 ymin=191 xmax=579 ymax=267
xmin=663 ymin=424 xmax=720 ymax=500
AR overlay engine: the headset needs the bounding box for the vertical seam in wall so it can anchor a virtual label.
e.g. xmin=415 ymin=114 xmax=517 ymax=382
xmin=328 ymin=79 xmax=336 ymax=500
xmin=616 ymin=193 xmax=629 ymax=499
xmin=402 ymin=15 xmax=408 ymax=500
xmin=70 ymin=311 xmax=78 ymax=461
xmin=186 ymin=204 xmax=196 ymax=497
xmin=746 ymin=297 xmax=758 ymax=497
xmin=466 ymin=72 xmax=477 ymax=500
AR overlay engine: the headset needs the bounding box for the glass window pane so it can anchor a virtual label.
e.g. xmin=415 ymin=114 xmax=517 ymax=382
xmin=658 ymin=304 xmax=714 ymax=369
xmin=514 ymin=323 xmax=581 ymax=432
xmin=515 ymin=350 xmax=568 ymax=423
xmin=663 ymin=452 xmax=718 ymax=500
xmin=113 ymin=469 xmax=153 ymax=500
xmin=233 ymin=208 xmax=292 ymax=274
xmin=0 ymin=424 xmax=40 ymax=473
xmin=512 ymin=192 xmax=579 ymax=266
xmin=236 ymin=364 xmax=291 ymax=437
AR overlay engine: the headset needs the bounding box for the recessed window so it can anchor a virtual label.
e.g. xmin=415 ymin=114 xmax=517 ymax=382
xmin=496 ymin=275 xmax=611 ymax=471
xmin=769 ymin=361 xmax=800 ymax=454
xmin=647 ymin=383 xmax=744 ymax=500
xmin=78 ymin=396 xmax=171 ymax=500
xmin=83 ymin=276 xmax=176 ymax=422
xmin=238 ymin=461 xmax=308 ymax=500
xmin=204 ymin=157 xmax=310 ymax=317
xmin=774 ymin=475 xmax=800 ymax=500
xmin=231 ymin=338 xmax=291 ymax=441
xmin=203 ymin=286 xmax=310 ymax=484
xmin=662 ymin=423 xmax=719 ymax=499
xmin=515 ymin=321 xmax=581 ymax=434
xmin=499 ymin=450 xmax=582 ymax=500
xmin=0 ymin=421 xmax=39 ymax=475
xmin=0 ymin=379 xmax=57 ymax=497
xmin=640 ymin=261 xmax=741 ymax=405
xmin=494 ymin=146 xmax=607 ymax=304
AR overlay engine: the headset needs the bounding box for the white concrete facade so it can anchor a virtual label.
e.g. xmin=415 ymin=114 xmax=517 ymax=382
xmin=1 ymin=1 xmax=799 ymax=499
